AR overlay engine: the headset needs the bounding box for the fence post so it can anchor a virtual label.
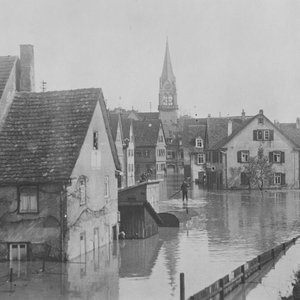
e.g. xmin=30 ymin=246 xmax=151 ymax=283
xmin=180 ymin=273 xmax=185 ymax=300
xmin=241 ymin=265 xmax=245 ymax=284
xmin=9 ymin=268 xmax=13 ymax=282
xmin=219 ymin=278 xmax=224 ymax=300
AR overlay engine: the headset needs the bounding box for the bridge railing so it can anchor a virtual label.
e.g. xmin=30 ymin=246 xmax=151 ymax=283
xmin=180 ymin=236 xmax=299 ymax=300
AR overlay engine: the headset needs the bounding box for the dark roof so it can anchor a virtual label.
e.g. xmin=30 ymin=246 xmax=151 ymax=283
xmin=120 ymin=116 xmax=132 ymax=140
xmin=277 ymin=123 xmax=300 ymax=147
xmin=0 ymin=56 xmax=17 ymax=99
xmin=207 ymin=117 xmax=251 ymax=149
xmin=182 ymin=118 xmax=207 ymax=151
xmin=108 ymin=112 xmax=120 ymax=142
xmin=133 ymin=119 xmax=162 ymax=147
xmin=138 ymin=112 xmax=160 ymax=120
xmin=0 ymin=88 xmax=120 ymax=184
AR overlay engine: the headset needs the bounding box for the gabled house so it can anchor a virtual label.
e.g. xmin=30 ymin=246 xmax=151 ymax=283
xmin=0 ymin=44 xmax=35 ymax=128
xmin=211 ymin=110 xmax=300 ymax=189
xmin=109 ymin=112 xmax=125 ymax=188
xmin=182 ymin=119 xmax=207 ymax=184
xmin=133 ymin=119 xmax=167 ymax=181
xmin=120 ymin=116 xmax=135 ymax=187
xmin=0 ymin=88 xmax=121 ymax=261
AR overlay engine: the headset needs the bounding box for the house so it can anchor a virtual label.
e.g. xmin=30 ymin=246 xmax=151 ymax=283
xmin=120 ymin=115 xmax=135 ymax=187
xmin=210 ymin=110 xmax=300 ymax=189
xmin=0 ymin=44 xmax=35 ymax=128
xmin=182 ymin=118 xmax=207 ymax=184
xmin=133 ymin=119 xmax=167 ymax=181
xmin=109 ymin=112 xmax=125 ymax=188
xmin=0 ymin=88 xmax=121 ymax=261
xmin=109 ymin=112 xmax=136 ymax=188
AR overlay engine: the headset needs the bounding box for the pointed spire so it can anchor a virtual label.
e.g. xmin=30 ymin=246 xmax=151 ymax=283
xmin=161 ymin=39 xmax=175 ymax=83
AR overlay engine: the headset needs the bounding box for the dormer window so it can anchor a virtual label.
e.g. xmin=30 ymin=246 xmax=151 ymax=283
xmin=195 ymin=138 xmax=203 ymax=148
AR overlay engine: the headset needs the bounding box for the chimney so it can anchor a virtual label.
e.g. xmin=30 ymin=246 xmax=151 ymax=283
xmin=228 ymin=119 xmax=232 ymax=136
xmin=296 ymin=118 xmax=300 ymax=129
xmin=241 ymin=109 xmax=245 ymax=120
xmin=20 ymin=45 xmax=35 ymax=92
xmin=259 ymin=109 xmax=263 ymax=115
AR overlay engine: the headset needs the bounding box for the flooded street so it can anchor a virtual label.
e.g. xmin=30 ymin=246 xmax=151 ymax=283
xmin=1 ymin=183 xmax=300 ymax=299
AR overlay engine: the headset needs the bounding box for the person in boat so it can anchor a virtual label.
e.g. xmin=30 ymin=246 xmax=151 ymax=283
xmin=181 ymin=179 xmax=189 ymax=202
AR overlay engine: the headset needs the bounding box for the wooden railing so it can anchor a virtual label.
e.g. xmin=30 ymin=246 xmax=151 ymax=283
xmin=180 ymin=236 xmax=299 ymax=300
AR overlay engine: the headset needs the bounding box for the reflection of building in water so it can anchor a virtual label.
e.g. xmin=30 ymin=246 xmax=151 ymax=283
xmin=205 ymin=191 xmax=300 ymax=256
xmin=0 ymin=244 xmax=120 ymax=300
xmin=66 ymin=244 xmax=119 ymax=300
xmin=119 ymin=233 xmax=163 ymax=277
xmin=159 ymin=228 xmax=180 ymax=298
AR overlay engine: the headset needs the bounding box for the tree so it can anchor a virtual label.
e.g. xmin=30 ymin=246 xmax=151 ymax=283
xmin=243 ymin=146 xmax=274 ymax=190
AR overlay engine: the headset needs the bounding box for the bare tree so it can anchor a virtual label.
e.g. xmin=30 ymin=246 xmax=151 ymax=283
xmin=243 ymin=146 xmax=274 ymax=190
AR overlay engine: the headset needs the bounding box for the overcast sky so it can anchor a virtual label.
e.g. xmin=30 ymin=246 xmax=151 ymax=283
xmin=1 ymin=0 xmax=300 ymax=122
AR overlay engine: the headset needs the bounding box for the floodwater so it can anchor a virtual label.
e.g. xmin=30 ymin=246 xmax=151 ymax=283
xmin=1 ymin=182 xmax=300 ymax=300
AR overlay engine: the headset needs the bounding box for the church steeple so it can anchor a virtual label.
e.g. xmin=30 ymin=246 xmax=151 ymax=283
xmin=158 ymin=40 xmax=178 ymax=122
xmin=160 ymin=40 xmax=175 ymax=85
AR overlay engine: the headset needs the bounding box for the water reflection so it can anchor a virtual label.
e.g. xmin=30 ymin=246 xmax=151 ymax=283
xmin=1 ymin=186 xmax=300 ymax=300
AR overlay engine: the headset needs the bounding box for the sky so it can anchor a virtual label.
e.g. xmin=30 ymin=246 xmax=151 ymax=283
xmin=1 ymin=0 xmax=300 ymax=122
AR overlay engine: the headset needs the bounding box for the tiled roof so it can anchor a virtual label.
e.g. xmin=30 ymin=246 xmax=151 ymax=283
xmin=108 ymin=112 xmax=119 ymax=142
xmin=138 ymin=112 xmax=160 ymax=120
xmin=207 ymin=117 xmax=251 ymax=149
xmin=133 ymin=119 xmax=162 ymax=147
xmin=277 ymin=123 xmax=300 ymax=147
xmin=182 ymin=118 xmax=207 ymax=151
xmin=120 ymin=116 xmax=132 ymax=140
xmin=0 ymin=88 xmax=120 ymax=184
xmin=0 ymin=56 xmax=17 ymax=99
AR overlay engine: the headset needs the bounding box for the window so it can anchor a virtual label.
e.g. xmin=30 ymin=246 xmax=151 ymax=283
xmin=157 ymin=149 xmax=165 ymax=156
xmin=104 ymin=176 xmax=109 ymax=198
xmin=258 ymin=117 xmax=264 ymax=124
xmin=19 ymin=186 xmax=38 ymax=213
xmin=167 ymin=151 xmax=176 ymax=159
xmin=93 ymin=131 xmax=99 ymax=150
xmin=241 ymin=172 xmax=250 ymax=186
xmin=79 ymin=177 xmax=86 ymax=205
xmin=197 ymin=153 xmax=205 ymax=164
xmin=144 ymin=150 xmax=150 ymax=158
xmin=269 ymin=151 xmax=285 ymax=163
xmin=158 ymin=135 xmax=164 ymax=143
xmin=136 ymin=151 xmax=142 ymax=157
xmin=253 ymin=130 xmax=274 ymax=141
xmin=237 ymin=151 xmax=249 ymax=163
xmin=195 ymin=138 xmax=203 ymax=148
xmin=274 ymin=173 xmax=285 ymax=185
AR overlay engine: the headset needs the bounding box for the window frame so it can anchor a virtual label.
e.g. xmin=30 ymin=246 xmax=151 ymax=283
xmin=195 ymin=138 xmax=203 ymax=148
xmin=197 ymin=153 xmax=205 ymax=164
xmin=104 ymin=175 xmax=110 ymax=198
xmin=18 ymin=186 xmax=39 ymax=214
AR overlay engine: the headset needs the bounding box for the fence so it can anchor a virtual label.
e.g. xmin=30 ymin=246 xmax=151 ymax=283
xmin=180 ymin=236 xmax=299 ymax=300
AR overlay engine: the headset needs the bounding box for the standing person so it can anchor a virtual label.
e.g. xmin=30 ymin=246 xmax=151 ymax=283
xmin=181 ymin=179 xmax=188 ymax=203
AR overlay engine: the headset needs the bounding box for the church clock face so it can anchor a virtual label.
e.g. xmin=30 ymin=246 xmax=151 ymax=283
xmin=162 ymin=95 xmax=173 ymax=106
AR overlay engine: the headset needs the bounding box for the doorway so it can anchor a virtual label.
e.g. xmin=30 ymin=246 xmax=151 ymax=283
xmin=9 ymin=243 xmax=28 ymax=261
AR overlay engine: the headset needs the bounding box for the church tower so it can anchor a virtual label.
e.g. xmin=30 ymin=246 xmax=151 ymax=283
xmin=158 ymin=40 xmax=178 ymax=135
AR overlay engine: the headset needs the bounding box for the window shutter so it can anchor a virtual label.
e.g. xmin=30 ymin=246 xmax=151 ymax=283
xmin=269 ymin=175 xmax=274 ymax=186
xmin=281 ymin=151 xmax=285 ymax=163
xmin=195 ymin=155 xmax=198 ymax=165
xmin=253 ymin=130 xmax=257 ymax=141
xmin=281 ymin=173 xmax=286 ymax=185
xmin=270 ymin=130 xmax=274 ymax=141
xmin=269 ymin=152 xmax=273 ymax=163
xmin=237 ymin=151 xmax=241 ymax=163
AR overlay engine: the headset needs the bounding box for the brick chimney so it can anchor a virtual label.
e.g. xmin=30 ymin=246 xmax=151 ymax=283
xmin=296 ymin=118 xmax=300 ymax=129
xmin=20 ymin=45 xmax=35 ymax=92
